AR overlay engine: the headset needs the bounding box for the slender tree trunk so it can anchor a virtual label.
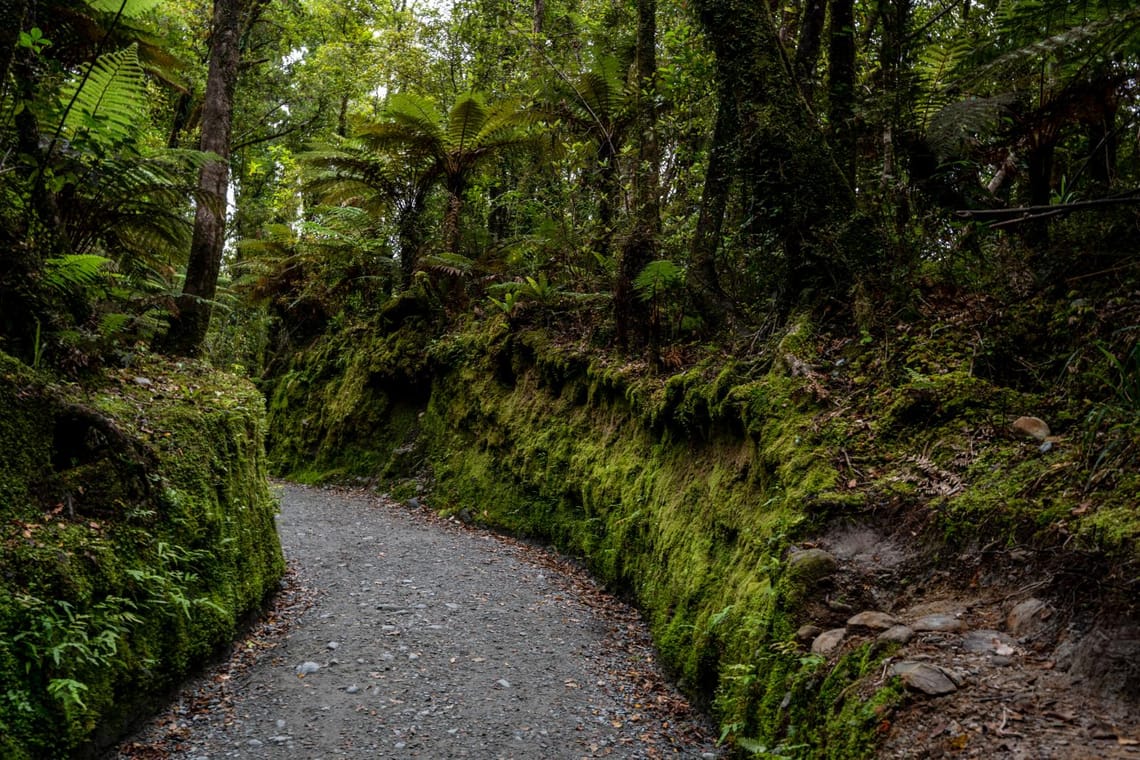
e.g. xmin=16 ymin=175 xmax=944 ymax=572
xmin=827 ymin=0 xmax=856 ymax=189
xmin=442 ymin=186 xmax=464 ymax=254
xmin=595 ymin=139 xmax=619 ymax=261
xmin=792 ymin=0 xmax=826 ymax=96
xmin=1023 ymin=138 xmax=1054 ymax=247
xmin=162 ymin=0 xmax=244 ymax=356
xmin=614 ymin=0 xmax=660 ymax=350
xmin=687 ymin=93 xmax=737 ymax=327
xmin=397 ymin=192 xmax=426 ymax=288
xmin=1086 ymin=102 xmax=1117 ymax=188
xmin=337 ymin=93 xmax=349 ymax=137
xmin=0 ymin=0 xmax=28 ymax=102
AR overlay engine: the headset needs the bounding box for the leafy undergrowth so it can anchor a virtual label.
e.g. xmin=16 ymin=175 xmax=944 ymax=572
xmin=0 ymin=352 xmax=285 ymax=758
xmin=264 ymin=285 xmax=1140 ymax=757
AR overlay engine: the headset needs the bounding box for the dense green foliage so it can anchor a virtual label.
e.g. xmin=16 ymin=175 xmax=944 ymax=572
xmin=4 ymin=0 xmax=1140 ymax=755
xmin=0 ymin=353 xmax=284 ymax=757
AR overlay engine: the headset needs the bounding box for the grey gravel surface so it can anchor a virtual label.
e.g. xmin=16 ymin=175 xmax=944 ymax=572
xmin=112 ymin=483 xmax=722 ymax=759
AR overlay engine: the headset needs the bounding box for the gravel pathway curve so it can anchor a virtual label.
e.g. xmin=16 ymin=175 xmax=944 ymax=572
xmin=112 ymin=484 xmax=722 ymax=759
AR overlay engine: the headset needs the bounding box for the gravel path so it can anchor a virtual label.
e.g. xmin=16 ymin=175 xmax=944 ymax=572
xmin=112 ymin=484 xmax=722 ymax=759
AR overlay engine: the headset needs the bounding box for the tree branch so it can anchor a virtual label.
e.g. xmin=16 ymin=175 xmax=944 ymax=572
xmin=955 ymin=193 xmax=1140 ymax=226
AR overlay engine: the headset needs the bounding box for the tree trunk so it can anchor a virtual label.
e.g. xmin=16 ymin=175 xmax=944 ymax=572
xmin=827 ymin=0 xmax=856 ymax=189
xmin=694 ymin=0 xmax=853 ymax=304
xmin=594 ymin=138 xmax=619 ymax=261
xmin=614 ymin=0 xmax=660 ymax=350
xmin=1086 ymin=101 xmax=1117 ymax=188
xmin=397 ymin=191 xmax=426 ymax=288
xmin=687 ymin=92 xmax=737 ymax=327
xmin=0 ymin=0 xmax=28 ymax=102
xmin=792 ymin=0 xmax=826 ymax=96
xmin=162 ymin=0 xmax=244 ymax=356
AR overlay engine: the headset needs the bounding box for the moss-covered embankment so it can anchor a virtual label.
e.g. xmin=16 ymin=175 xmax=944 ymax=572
xmin=265 ymin=307 xmax=1139 ymax=757
xmin=0 ymin=353 xmax=285 ymax=758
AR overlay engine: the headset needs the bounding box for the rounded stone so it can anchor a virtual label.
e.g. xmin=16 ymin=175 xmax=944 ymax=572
xmin=795 ymin=624 xmax=823 ymax=646
xmin=911 ymin=613 xmax=966 ymax=633
xmin=878 ymin=625 xmax=915 ymax=645
xmin=786 ymin=548 xmax=838 ymax=584
xmin=811 ymin=627 xmax=847 ymax=655
xmin=847 ymin=611 xmax=898 ymax=631
xmin=1006 ymin=598 xmax=1052 ymax=637
xmin=1012 ymin=416 xmax=1051 ymax=441
xmin=890 ymin=661 xmax=958 ymax=696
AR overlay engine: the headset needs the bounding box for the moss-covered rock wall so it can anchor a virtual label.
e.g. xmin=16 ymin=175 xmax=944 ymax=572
xmin=265 ymin=306 xmax=1139 ymax=756
xmin=0 ymin=352 xmax=285 ymax=758
xmin=266 ymin=319 xmax=907 ymax=755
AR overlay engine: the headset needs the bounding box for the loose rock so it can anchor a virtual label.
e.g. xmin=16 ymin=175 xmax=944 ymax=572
xmin=1012 ymin=416 xmax=1051 ymax=440
xmin=1007 ymin=597 xmax=1052 ymax=638
xmin=795 ymin=623 xmax=823 ymax=646
xmin=847 ymin=610 xmax=898 ymax=631
xmin=811 ymin=628 xmax=847 ymax=655
xmin=878 ymin=625 xmax=915 ymax=645
xmin=294 ymin=661 xmax=320 ymax=675
xmin=911 ymin=613 xmax=966 ymax=633
xmin=961 ymin=630 xmax=1017 ymax=655
xmin=891 ymin=661 xmax=958 ymax=696
xmin=786 ymin=548 xmax=838 ymax=584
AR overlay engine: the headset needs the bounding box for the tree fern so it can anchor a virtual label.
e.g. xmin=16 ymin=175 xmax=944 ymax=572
xmin=925 ymin=94 xmax=1017 ymax=160
xmin=961 ymin=6 xmax=1140 ymax=88
xmin=633 ymin=259 xmax=683 ymax=303
xmin=421 ymin=252 xmax=474 ymax=277
xmin=57 ymin=43 xmax=148 ymax=147
xmin=913 ymin=41 xmax=969 ymax=132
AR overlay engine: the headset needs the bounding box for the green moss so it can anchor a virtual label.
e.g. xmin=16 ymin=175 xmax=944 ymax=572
xmin=0 ymin=352 xmax=284 ymax=757
xmin=261 ymin=301 xmax=1140 ymax=756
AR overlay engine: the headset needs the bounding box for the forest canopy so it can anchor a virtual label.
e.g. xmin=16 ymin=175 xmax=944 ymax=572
xmin=1 ymin=0 xmax=1138 ymax=365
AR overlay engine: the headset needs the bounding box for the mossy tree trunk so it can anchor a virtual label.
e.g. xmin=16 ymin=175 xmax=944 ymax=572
xmin=614 ymin=0 xmax=661 ymax=349
xmin=690 ymin=0 xmax=856 ymax=306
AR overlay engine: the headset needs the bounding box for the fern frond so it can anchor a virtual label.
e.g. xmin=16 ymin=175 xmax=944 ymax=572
xmin=84 ymin=0 xmax=166 ymax=18
xmin=914 ymin=41 xmax=968 ymax=131
xmin=421 ymin=252 xmax=474 ymax=277
xmin=926 ymin=93 xmax=1017 ymax=159
xmin=58 ymin=43 xmax=148 ymax=146
xmin=43 ymin=255 xmax=114 ymax=295
xmin=382 ymin=93 xmax=445 ymax=145
xmin=957 ymin=6 xmax=1140 ymax=86
xmin=633 ymin=259 xmax=683 ymax=302
xmin=448 ymin=93 xmax=489 ymax=152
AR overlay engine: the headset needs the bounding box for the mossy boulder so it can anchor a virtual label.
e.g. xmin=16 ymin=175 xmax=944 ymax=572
xmin=0 ymin=352 xmax=284 ymax=758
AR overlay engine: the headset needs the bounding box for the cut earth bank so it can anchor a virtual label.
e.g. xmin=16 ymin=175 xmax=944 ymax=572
xmin=0 ymin=353 xmax=285 ymax=758
xmin=266 ymin=297 xmax=1140 ymax=758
